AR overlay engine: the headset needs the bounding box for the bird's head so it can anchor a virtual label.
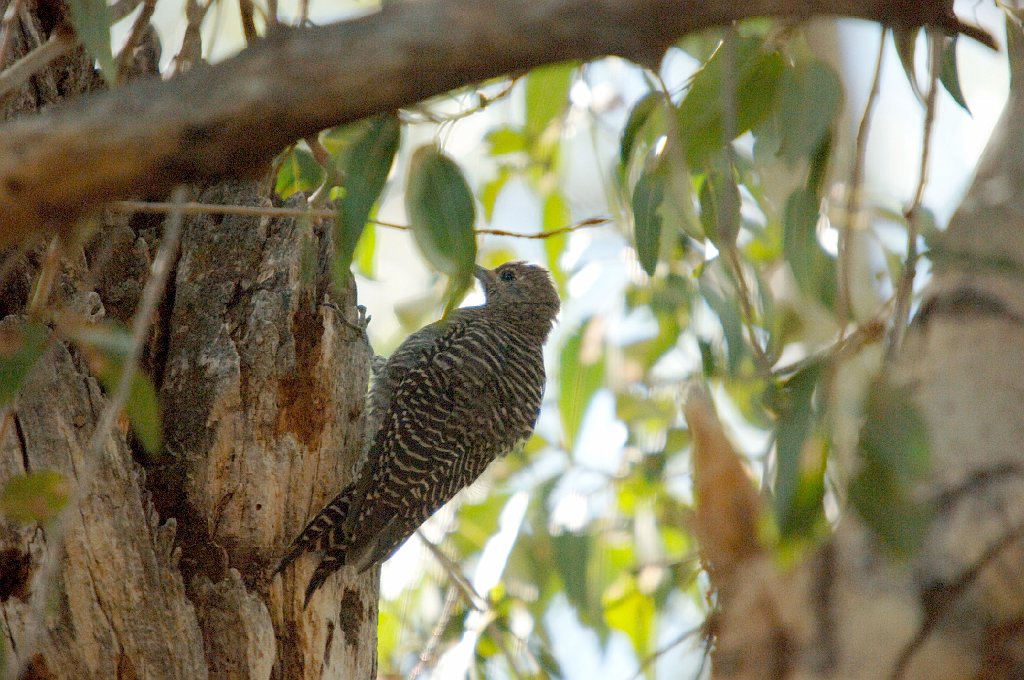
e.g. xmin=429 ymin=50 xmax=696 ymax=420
xmin=474 ymin=261 xmax=560 ymax=335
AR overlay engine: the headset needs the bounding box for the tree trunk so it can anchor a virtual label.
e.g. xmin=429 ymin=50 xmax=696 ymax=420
xmin=694 ymin=19 xmax=1024 ymax=680
xmin=0 ymin=6 xmax=378 ymax=679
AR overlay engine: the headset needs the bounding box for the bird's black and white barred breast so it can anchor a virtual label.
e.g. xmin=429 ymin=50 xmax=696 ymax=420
xmin=275 ymin=262 xmax=559 ymax=606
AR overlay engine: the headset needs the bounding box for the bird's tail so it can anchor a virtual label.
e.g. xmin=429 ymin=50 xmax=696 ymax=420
xmin=273 ymin=484 xmax=356 ymax=578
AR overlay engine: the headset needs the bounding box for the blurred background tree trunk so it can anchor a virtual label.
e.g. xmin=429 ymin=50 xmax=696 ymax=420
xmin=0 ymin=4 xmax=378 ymax=679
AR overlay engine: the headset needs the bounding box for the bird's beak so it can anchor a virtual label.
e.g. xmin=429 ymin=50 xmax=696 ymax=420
xmin=474 ymin=265 xmax=496 ymax=287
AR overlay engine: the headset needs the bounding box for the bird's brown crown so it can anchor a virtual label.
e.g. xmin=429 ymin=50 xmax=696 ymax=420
xmin=474 ymin=261 xmax=560 ymax=339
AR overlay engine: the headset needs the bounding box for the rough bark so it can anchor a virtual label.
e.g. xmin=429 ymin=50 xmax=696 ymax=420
xmin=0 ymin=0 xmax=989 ymax=249
xmin=694 ymin=21 xmax=1024 ymax=680
xmin=0 ymin=5 xmax=377 ymax=679
xmin=0 ymin=181 xmax=379 ymax=679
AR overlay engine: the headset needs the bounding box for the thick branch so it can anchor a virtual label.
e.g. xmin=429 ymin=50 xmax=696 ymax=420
xmin=0 ymin=0 xmax=985 ymax=247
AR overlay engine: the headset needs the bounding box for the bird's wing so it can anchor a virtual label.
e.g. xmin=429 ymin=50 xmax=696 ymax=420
xmin=346 ymin=314 xmax=513 ymax=570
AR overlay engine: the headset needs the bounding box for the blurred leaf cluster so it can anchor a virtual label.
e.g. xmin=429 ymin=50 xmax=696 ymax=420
xmin=263 ymin=20 xmax=955 ymax=678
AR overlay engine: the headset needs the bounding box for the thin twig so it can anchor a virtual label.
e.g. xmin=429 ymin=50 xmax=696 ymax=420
xmin=110 ymin=199 xmax=609 ymax=239
xmin=400 ymin=78 xmax=519 ymax=126
xmin=0 ymin=0 xmax=24 ymax=68
xmin=885 ymin=31 xmax=942 ymax=361
xmin=87 ymin=187 xmax=185 ymax=458
xmin=416 ymin=529 xmax=487 ymax=611
xmin=115 ymin=0 xmax=157 ymax=83
xmin=773 ymin=315 xmax=887 ymax=377
xmin=26 ymin=237 xmax=60 ymax=317
xmin=0 ymin=32 xmax=74 ymax=104
xmin=890 ymin=519 xmax=1024 ymax=680
xmin=408 ymin=586 xmax=461 ymax=679
xmin=837 ymin=27 xmax=886 ymax=340
xmin=629 ymin=623 xmax=703 ymax=680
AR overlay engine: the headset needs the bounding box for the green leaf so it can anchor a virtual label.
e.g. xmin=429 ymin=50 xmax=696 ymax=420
xmin=782 ymin=187 xmax=817 ymax=290
xmin=275 ymin=147 xmax=325 ymax=200
xmin=0 ymin=471 xmax=69 ymax=525
xmin=849 ymin=379 xmax=930 ymax=556
xmin=698 ymin=165 xmax=741 ymax=248
xmin=486 ymin=127 xmax=528 ymax=155
xmin=0 ymin=322 xmax=48 ymax=407
xmin=775 ymin=60 xmax=844 ymax=163
xmin=525 ymin=62 xmax=575 ymax=138
xmin=558 ymin=321 xmax=605 ymax=450
xmin=772 ymin=363 xmax=827 ymax=540
xmin=603 ymin=578 xmax=655 ymax=657
xmin=125 ymin=372 xmax=162 ymax=453
xmin=552 ymin=531 xmax=592 ymax=619
xmin=677 ymin=37 xmax=784 ymax=167
xmin=940 ymin=36 xmax=970 ymax=114
xmin=335 ymin=114 xmax=401 ymax=278
xmin=353 ymin=222 xmax=377 ymax=279
xmin=405 ymin=145 xmax=478 ymax=313
xmin=452 ymin=493 xmax=510 ymax=556
xmin=542 ymin=191 xmax=570 ymax=290
xmin=699 ymin=276 xmax=746 ymax=375
xmin=620 ymin=92 xmax=661 ymax=170
xmin=67 ymin=0 xmax=115 ymax=84
xmin=893 ymin=27 xmax=924 ymax=103
xmin=481 ymin=167 xmax=511 ymax=221
xmin=67 ymin=322 xmax=163 ymax=454
xmin=632 ymin=168 xmax=666 ymax=276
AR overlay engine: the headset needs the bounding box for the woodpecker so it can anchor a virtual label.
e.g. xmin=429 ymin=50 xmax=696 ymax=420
xmin=275 ymin=261 xmax=560 ymax=605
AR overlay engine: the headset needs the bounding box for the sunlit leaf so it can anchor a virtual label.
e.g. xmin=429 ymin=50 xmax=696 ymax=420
xmin=275 ymin=147 xmax=325 ymax=200
xmin=353 ymin=222 xmax=377 ymax=279
xmin=525 ymin=62 xmax=576 ymax=138
xmin=0 ymin=321 xmax=48 ymax=406
xmin=677 ymin=37 xmax=784 ymax=167
xmin=405 ymin=145 xmax=478 ymax=313
xmin=0 ymin=471 xmax=69 ymax=525
xmin=775 ymin=60 xmax=843 ymax=163
xmin=452 ymin=493 xmax=511 ymax=556
xmin=773 ymin=363 xmax=827 ymax=540
xmin=940 ymin=36 xmax=970 ymax=114
xmin=558 ymin=321 xmax=605 ymax=450
xmin=603 ymin=577 xmax=655 ymax=657
xmin=481 ymin=167 xmax=511 ymax=221
xmin=543 ymin=191 xmax=570 ymax=290
xmin=849 ymin=380 xmax=930 ymax=556
xmin=67 ymin=0 xmax=115 ymax=84
xmin=632 ymin=168 xmax=666 ymax=276
xmin=486 ymin=127 xmax=528 ymax=155
xmin=335 ymin=114 xmax=401 ymax=278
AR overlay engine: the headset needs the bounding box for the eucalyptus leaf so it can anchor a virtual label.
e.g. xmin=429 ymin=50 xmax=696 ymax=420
xmin=0 ymin=321 xmax=48 ymax=407
xmin=335 ymin=114 xmax=401 ymax=277
xmin=773 ymin=362 xmax=826 ymax=540
xmin=405 ymin=145 xmax=478 ymax=312
xmin=558 ymin=322 xmax=605 ymax=450
xmin=940 ymin=36 xmax=971 ymax=114
xmin=525 ymin=62 xmax=576 ymax=138
xmin=67 ymin=0 xmax=115 ymax=84
xmin=275 ymin=147 xmax=325 ymax=200
xmin=677 ymin=37 xmax=784 ymax=167
xmin=632 ymin=169 xmax=666 ymax=276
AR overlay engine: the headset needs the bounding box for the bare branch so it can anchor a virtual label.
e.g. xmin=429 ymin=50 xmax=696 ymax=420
xmin=0 ymin=0 xmax=992 ymax=249
xmin=109 ymin=199 xmax=610 ymax=239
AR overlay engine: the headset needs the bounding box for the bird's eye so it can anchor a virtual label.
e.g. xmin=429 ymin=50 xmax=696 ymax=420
xmin=499 ymin=269 xmax=516 ymax=282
